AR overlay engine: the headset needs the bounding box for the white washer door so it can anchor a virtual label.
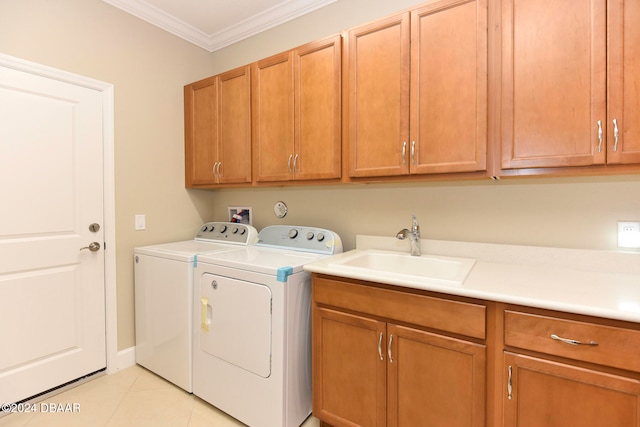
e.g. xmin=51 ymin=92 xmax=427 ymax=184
xmin=199 ymin=273 xmax=272 ymax=378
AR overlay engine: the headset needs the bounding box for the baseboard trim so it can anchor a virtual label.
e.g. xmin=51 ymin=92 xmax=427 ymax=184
xmin=116 ymin=346 xmax=136 ymax=371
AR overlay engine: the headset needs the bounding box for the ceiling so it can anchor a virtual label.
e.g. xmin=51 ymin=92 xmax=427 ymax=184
xmin=102 ymin=0 xmax=337 ymax=52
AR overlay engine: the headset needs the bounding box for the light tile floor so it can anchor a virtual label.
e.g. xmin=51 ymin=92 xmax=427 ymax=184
xmin=0 ymin=365 xmax=320 ymax=427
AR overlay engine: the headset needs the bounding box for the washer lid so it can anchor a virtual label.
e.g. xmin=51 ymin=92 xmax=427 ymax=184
xmin=197 ymin=246 xmax=327 ymax=276
xmin=134 ymin=240 xmax=240 ymax=261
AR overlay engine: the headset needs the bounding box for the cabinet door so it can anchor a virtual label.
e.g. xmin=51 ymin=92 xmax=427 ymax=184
xmin=252 ymin=51 xmax=294 ymax=182
xmin=607 ymin=0 xmax=640 ymax=164
xmin=410 ymin=0 xmax=487 ymax=174
xmin=312 ymin=307 xmax=387 ymax=427
xmin=387 ymin=324 xmax=486 ymax=427
xmin=294 ymin=35 xmax=342 ymax=181
xmin=504 ymin=352 xmax=640 ymax=427
xmin=217 ymin=66 xmax=252 ymax=184
xmin=347 ymin=13 xmax=410 ymax=178
xmin=501 ymin=0 xmax=607 ymax=169
xmin=184 ymin=76 xmax=218 ymax=186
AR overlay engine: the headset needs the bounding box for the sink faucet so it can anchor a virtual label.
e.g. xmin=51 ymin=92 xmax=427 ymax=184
xmin=396 ymin=215 xmax=421 ymax=256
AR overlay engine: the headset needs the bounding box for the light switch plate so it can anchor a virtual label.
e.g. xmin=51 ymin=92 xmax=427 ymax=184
xmin=617 ymin=221 xmax=640 ymax=248
xmin=135 ymin=214 xmax=146 ymax=231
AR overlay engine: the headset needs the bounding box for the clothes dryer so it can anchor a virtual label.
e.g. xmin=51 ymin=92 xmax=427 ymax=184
xmin=193 ymin=225 xmax=342 ymax=427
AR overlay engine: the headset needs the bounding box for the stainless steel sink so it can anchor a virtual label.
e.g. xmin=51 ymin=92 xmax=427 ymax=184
xmin=329 ymin=250 xmax=476 ymax=286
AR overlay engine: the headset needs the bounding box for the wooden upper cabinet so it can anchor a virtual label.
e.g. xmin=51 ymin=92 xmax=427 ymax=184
xmin=253 ymin=35 xmax=342 ymax=183
xmin=184 ymin=66 xmax=251 ymax=187
xmin=607 ymin=0 xmax=640 ymax=165
xmin=252 ymin=51 xmax=294 ymax=182
xmin=500 ymin=0 xmax=607 ymax=169
xmin=410 ymin=0 xmax=487 ymax=174
xmin=217 ymin=66 xmax=252 ymax=184
xmin=347 ymin=13 xmax=411 ymax=178
xmin=184 ymin=76 xmax=218 ymax=186
xmin=347 ymin=1 xmax=487 ymax=179
xmin=294 ymin=35 xmax=342 ymax=181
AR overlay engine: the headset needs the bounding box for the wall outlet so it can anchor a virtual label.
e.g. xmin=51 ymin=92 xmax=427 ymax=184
xmin=617 ymin=221 xmax=640 ymax=248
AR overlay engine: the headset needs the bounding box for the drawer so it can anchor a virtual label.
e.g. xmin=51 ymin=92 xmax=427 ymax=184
xmin=313 ymin=275 xmax=486 ymax=339
xmin=505 ymin=310 xmax=640 ymax=373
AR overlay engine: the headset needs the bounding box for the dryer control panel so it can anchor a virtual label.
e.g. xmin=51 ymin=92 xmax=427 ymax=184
xmin=256 ymin=225 xmax=343 ymax=255
xmin=195 ymin=222 xmax=258 ymax=245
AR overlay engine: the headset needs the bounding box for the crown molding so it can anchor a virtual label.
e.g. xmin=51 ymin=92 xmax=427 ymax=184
xmin=102 ymin=0 xmax=337 ymax=52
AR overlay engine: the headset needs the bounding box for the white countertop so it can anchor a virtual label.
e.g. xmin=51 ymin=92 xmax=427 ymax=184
xmin=303 ymin=236 xmax=640 ymax=323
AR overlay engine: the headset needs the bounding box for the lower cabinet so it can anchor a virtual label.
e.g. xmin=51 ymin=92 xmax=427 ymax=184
xmin=502 ymin=309 xmax=640 ymax=427
xmin=312 ymin=275 xmax=486 ymax=427
xmin=503 ymin=352 xmax=640 ymax=427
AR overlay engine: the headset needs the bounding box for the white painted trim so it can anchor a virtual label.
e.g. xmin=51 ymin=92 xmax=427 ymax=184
xmin=101 ymin=0 xmax=337 ymax=52
xmin=0 ymin=53 xmax=118 ymax=376
xmin=116 ymin=347 xmax=137 ymax=371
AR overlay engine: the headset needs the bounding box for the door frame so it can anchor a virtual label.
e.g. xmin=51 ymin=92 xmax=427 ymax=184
xmin=0 ymin=53 xmax=118 ymax=374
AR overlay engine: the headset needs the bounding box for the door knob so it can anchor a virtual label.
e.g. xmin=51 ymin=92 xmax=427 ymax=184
xmin=80 ymin=242 xmax=101 ymax=252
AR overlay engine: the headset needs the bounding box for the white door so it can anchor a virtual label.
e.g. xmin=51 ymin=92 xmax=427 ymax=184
xmin=0 ymin=62 xmax=106 ymax=403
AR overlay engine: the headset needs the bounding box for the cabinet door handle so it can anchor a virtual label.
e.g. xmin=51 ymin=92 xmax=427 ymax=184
xmin=388 ymin=334 xmax=394 ymax=363
xmin=550 ymin=334 xmax=599 ymax=346
xmin=411 ymin=141 xmax=416 ymax=165
xmin=212 ymin=162 xmax=218 ymax=178
xmin=507 ymin=365 xmax=513 ymax=400
xmin=216 ymin=162 xmax=222 ymax=178
xmin=613 ymin=119 xmax=619 ymax=152
xmin=597 ymin=120 xmax=603 ymax=153
xmin=287 ymin=154 xmax=293 ymax=173
xmin=378 ymin=332 xmax=384 ymax=361
xmin=293 ymin=153 xmax=299 ymax=173
xmin=402 ymin=141 xmax=407 ymax=165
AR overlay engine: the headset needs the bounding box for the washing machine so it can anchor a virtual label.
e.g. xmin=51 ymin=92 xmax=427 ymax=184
xmin=133 ymin=222 xmax=257 ymax=392
xmin=193 ymin=225 xmax=343 ymax=427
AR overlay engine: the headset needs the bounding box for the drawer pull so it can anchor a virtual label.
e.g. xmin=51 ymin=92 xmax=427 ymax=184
xmin=551 ymin=334 xmax=598 ymax=346
xmin=378 ymin=332 xmax=384 ymax=361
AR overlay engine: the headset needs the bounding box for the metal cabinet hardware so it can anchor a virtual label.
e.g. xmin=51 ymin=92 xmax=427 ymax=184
xmin=507 ymin=366 xmax=513 ymax=400
xmin=550 ymin=334 xmax=598 ymax=346
xmin=287 ymin=154 xmax=293 ymax=173
xmin=293 ymin=154 xmax=299 ymax=173
xmin=613 ymin=119 xmax=619 ymax=152
xmin=402 ymin=141 xmax=407 ymax=165
xmin=411 ymin=141 xmax=416 ymax=165
xmin=378 ymin=332 xmax=384 ymax=361
xmin=388 ymin=334 xmax=394 ymax=363
xmin=597 ymin=120 xmax=603 ymax=153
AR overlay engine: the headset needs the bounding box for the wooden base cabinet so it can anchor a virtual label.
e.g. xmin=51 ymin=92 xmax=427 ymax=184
xmin=502 ymin=308 xmax=640 ymax=427
xmin=312 ymin=275 xmax=486 ymax=427
xmin=504 ymin=352 xmax=640 ymax=427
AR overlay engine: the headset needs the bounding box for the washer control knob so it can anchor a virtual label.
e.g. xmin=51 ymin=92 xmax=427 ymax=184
xmin=202 ymin=225 xmax=209 ymax=232
xmin=239 ymin=228 xmax=246 ymax=235
xmin=306 ymin=232 xmax=315 ymax=240
xmin=288 ymin=229 xmax=298 ymax=239
xmin=317 ymin=232 xmax=325 ymax=242
xmin=219 ymin=225 xmax=227 ymax=233
xmin=232 ymin=227 xmax=239 ymax=234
